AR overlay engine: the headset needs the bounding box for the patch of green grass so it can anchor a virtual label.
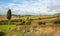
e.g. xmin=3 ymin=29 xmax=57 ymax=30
xmin=0 ymin=25 xmax=16 ymax=31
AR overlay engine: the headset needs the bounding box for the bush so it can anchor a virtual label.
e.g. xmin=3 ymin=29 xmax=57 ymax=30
xmin=53 ymin=19 xmax=60 ymax=24
xmin=0 ymin=19 xmax=23 ymax=22
xmin=11 ymin=19 xmax=22 ymax=22
xmin=38 ymin=18 xmax=42 ymax=20
xmin=25 ymin=17 xmax=31 ymax=25
xmin=25 ymin=21 xmax=31 ymax=25
xmin=21 ymin=20 xmax=25 ymax=25
xmin=0 ymin=22 xmax=8 ymax=25
xmin=16 ymin=20 xmax=25 ymax=25
xmin=0 ymin=31 xmax=6 ymax=36
xmin=0 ymin=20 xmax=8 ymax=22
xmin=38 ymin=22 xmax=46 ymax=25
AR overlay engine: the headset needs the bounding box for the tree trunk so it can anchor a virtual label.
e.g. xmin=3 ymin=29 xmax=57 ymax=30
xmin=8 ymin=20 xmax=10 ymax=30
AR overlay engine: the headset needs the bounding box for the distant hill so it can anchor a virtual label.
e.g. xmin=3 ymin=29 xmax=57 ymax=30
xmin=53 ymin=13 xmax=60 ymax=17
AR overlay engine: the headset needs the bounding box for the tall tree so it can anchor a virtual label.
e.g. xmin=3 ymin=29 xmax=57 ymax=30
xmin=6 ymin=9 xmax=12 ymax=30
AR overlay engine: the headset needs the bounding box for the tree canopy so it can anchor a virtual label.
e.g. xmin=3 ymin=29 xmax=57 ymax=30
xmin=6 ymin=9 xmax=12 ymax=20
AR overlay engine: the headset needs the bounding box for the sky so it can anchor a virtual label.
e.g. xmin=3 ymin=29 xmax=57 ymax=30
xmin=0 ymin=0 xmax=60 ymax=15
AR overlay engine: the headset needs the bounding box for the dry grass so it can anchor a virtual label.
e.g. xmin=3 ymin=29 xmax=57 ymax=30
xmin=5 ymin=25 xmax=60 ymax=36
xmin=24 ymin=25 xmax=60 ymax=36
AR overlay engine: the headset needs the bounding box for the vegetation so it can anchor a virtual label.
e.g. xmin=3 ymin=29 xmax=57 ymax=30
xmin=0 ymin=31 xmax=6 ymax=36
xmin=0 ymin=12 xmax=60 ymax=36
xmin=0 ymin=25 xmax=16 ymax=31
xmin=53 ymin=19 xmax=60 ymax=24
xmin=6 ymin=9 xmax=12 ymax=20
xmin=25 ymin=17 xmax=32 ymax=25
xmin=21 ymin=20 xmax=25 ymax=25
xmin=38 ymin=22 xmax=46 ymax=25
xmin=11 ymin=19 xmax=22 ymax=22
xmin=6 ymin=9 xmax=12 ymax=29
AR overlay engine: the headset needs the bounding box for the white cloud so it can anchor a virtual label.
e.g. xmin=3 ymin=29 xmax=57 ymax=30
xmin=0 ymin=0 xmax=60 ymax=15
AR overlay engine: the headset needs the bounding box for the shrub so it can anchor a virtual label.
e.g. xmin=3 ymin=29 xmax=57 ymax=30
xmin=38 ymin=18 xmax=41 ymax=20
xmin=25 ymin=17 xmax=31 ymax=25
xmin=25 ymin=21 xmax=31 ymax=25
xmin=0 ymin=31 xmax=6 ymax=36
xmin=0 ymin=20 xmax=8 ymax=22
xmin=38 ymin=22 xmax=46 ymax=25
xmin=16 ymin=20 xmax=25 ymax=25
xmin=11 ymin=19 xmax=22 ymax=22
xmin=11 ymin=20 xmax=18 ymax=22
xmin=21 ymin=20 xmax=25 ymax=25
xmin=0 ymin=22 xmax=8 ymax=25
xmin=53 ymin=19 xmax=60 ymax=24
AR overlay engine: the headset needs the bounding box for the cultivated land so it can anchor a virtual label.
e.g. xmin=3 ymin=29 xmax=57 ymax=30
xmin=0 ymin=13 xmax=60 ymax=36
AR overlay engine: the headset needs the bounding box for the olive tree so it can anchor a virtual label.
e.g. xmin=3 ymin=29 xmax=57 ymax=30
xmin=6 ymin=9 xmax=12 ymax=30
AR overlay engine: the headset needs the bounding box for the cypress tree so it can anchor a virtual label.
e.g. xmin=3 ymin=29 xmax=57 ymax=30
xmin=6 ymin=9 xmax=12 ymax=30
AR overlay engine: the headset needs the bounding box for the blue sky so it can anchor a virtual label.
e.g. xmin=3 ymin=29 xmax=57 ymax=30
xmin=0 ymin=0 xmax=60 ymax=15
